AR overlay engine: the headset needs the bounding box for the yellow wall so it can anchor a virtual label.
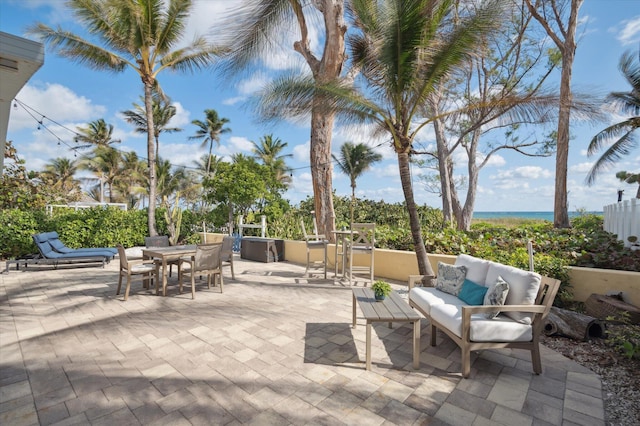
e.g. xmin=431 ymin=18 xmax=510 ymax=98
xmin=205 ymin=234 xmax=640 ymax=306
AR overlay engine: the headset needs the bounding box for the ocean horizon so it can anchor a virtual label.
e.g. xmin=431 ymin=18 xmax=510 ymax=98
xmin=473 ymin=211 xmax=603 ymax=222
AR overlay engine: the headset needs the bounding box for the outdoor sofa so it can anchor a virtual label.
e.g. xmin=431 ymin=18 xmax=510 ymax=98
xmin=408 ymin=254 xmax=560 ymax=378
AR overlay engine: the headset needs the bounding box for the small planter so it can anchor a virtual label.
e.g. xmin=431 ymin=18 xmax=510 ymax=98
xmin=371 ymin=280 xmax=392 ymax=302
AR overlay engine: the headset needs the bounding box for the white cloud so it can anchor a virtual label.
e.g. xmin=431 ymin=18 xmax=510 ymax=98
xmin=169 ymin=102 xmax=190 ymax=128
xmin=228 ymin=136 xmax=254 ymax=152
xmin=222 ymin=96 xmax=245 ymax=106
xmin=237 ymin=72 xmax=270 ymax=96
xmin=617 ymin=16 xmax=640 ymax=45
xmin=10 ymin=83 xmax=106 ymax=131
xmin=492 ymin=166 xmax=553 ymax=180
xmin=293 ymin=140 xmax=309 ymax=162
xmin=570 ymin=162 xmax=594 ymax=174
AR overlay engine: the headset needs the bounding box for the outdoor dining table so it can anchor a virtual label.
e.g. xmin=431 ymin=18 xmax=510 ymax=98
xmin=142 ymin=245 xmax=196 ymax=296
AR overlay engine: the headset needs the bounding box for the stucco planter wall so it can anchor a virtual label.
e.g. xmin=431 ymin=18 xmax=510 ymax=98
xmin=203 ymin=234 xmax=640 ymax=306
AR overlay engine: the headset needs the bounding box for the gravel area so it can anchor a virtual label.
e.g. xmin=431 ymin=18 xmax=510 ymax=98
xmin=541 ymin=324 xmax=640 ymax=426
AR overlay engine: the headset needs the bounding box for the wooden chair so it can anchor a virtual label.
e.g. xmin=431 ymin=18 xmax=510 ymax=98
xmin=116 ymin=245 xmax=157 ymax=301
xmin=178 ymin=243 xmax=223 ymax=299
xmin=300 ymin=219 xmax=328 ymax=279
xmin=346 ymin=223 xmax=375 ymax=285
xmin=221 ymin=236 xmax=235 ymax=280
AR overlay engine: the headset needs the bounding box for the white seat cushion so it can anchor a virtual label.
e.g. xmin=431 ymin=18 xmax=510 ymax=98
xmin=409 ymin=287 xmax=464 ymax=316
xmin=486 ymin=263 xmax=541 ymax=324
xmin=430 ymin=304 xmax=533 ymax=342
xmin=455 ymin=254 xmax=491 ymax=286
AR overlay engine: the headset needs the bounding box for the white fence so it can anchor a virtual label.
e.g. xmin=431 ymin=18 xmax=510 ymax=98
xmin=603 ymin=198 xmax=640 ymax=247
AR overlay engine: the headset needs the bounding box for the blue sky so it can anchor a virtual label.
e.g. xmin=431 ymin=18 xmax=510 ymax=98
xmin=2 ymin=0 xmax=639 ymax=212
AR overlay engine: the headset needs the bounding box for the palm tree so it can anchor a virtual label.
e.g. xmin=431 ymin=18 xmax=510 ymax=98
xmin=254 ymin=0 xmax=503 ymax=277
xmin=616 ymin=171 xmax=640 ymax=199
xmin=251 ymin=134 xmax=292 ymax=187
xmin=221 ymin=0 xmax=348 ymax=241
xmin=74 ymin=118 xmax=120 ymax=150
xmin=30 ymin=0 xmax=222 ymax=236
xmin=332 ymin=142 xmax=382 ymax=224
xmin=79 ymin=146 xmax=121 ymax=203
xmin=41 ymin=157 xmax=81 ymax=198
xmin=114 ymin=151 xmax=148 ymax=209
xmin=586 ymin=50 xmax=640 ymax=186
xmin=122 ymin=92 xmax=182 ymax=159
xmin=189 ymin=109 xmax=231 ymax=175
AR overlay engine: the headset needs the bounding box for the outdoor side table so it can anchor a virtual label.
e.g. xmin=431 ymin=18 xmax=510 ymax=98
xmin=352 ymin=287 xmax=421 ymax=370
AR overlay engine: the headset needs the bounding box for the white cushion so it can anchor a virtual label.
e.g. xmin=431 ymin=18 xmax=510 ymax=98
xmin=409 ymin=287 xmax=464 ymax=316
xmin=486 ymin=262 xmax=541 ymax=324
xmin=455 ymin=254 xmax=491 ymax=286
xmin=430 ymin=304 xmax=533 ymax=342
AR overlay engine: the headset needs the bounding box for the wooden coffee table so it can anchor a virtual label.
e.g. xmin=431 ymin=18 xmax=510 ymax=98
xmin=352 ymin=287 xmax=421 ymax=370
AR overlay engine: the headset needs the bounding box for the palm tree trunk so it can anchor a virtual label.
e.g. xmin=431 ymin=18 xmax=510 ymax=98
xmin=554 ymin=50 xmax=573 ymax=229
xmin=310 ymin=105 xmax=336 ymax=242
xmin=397 ymin=152 xmax=435 ymax=278
xmin=144 ymin=82 xmax=158 ymax=236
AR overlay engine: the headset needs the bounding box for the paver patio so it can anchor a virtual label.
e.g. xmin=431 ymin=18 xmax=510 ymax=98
xmin=1 ymin=254 xmax=605 ymax=425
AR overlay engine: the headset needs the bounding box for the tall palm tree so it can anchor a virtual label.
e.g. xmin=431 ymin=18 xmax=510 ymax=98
xmin=254 ymin=0 xmax=503 ymax=277
xmin=30 ymin=0 xmax=222 ymax=236
xmin=222 ymin=0 xmax=348 ymax=241
xmin=189 ymin=109 xmax=231 ymax=175
xmin=74 ymin=118 xmax=120 ymax=150
xmin=587 ymin=50 xmax=640 ymax=186
xmin=251 ymin=134 xmax=292 ymax=187
xmin=332 ymin=142 xmax=382 ymax=224
xmin=122 ymin=92 xmax=182 ymax=159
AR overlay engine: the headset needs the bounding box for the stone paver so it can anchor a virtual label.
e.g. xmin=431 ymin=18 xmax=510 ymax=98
xmin=0 ymin=255 xmax=606 ymax=425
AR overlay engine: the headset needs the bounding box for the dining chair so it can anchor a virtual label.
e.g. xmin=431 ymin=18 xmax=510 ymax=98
xmin=145 ymin=235 xmax=178 ymax=277
xmin=178 ymin=243 xmax=223 ymax=299
xmin=300 ymin=218 xmax=328 ymax=279
xmin=346 ymin=223 xmax=375 ymax=285
xmin=221 ymin=236 xmax=235 ymax=280
xmin=116 ymin=245 xmax=157 ymax=301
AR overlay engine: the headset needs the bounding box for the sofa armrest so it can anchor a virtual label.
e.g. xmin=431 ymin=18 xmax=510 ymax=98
xmin=408 ymin=275 xmax=436 ymax=290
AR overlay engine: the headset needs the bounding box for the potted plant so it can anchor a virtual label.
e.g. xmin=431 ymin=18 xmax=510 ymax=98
xmin=372 ymin=280 xmax=392 ymax=301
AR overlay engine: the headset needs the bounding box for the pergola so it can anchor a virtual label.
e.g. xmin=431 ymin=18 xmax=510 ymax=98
xmin=0 ymin=31 xmax=44 ymax=174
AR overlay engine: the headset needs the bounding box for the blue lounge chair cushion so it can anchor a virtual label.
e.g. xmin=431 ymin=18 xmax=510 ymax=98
xmin=32 ymin=232 xmax=116 ymax=259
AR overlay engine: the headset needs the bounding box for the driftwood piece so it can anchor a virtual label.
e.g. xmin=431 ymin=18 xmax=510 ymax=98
xmin=585 ymin=293 xmax=640 ymax=324
xmin=544 ymin=307 xmax=605 ymax=341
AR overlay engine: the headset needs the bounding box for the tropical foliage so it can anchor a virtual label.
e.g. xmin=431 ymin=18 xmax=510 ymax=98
xmin=587 ymin=50 xmax=640 ymax=188
xmin=30 ymin=0 xmax=222 ymax=236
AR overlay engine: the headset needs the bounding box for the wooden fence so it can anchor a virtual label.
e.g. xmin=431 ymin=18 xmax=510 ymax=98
xmin=603 ymin=198 xmax=640 ymax=247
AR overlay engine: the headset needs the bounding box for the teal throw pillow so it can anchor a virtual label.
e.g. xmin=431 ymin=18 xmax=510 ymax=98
xmin=458 ymin=279 xmax=488 ymax=305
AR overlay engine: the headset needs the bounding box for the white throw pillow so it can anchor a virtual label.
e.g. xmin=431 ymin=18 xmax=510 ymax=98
xmin=436 ymin=262 xmax=467 ymax=296
xmin=483 ymin=276 xmax=510 ymax=319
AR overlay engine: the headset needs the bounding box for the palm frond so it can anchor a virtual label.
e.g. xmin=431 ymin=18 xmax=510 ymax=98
xmin=217 ymin=0 xmax=295 ymax=76
xmin=586 ymin=128 xmax=638 ymax=185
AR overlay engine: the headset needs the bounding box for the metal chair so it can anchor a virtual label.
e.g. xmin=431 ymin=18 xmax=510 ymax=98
xmin=116 ymin=245 xmax=157 ymax=301
xmin=178 ymin=243 xmax=223 ymax=299
xmin=346 ymin=223 xmax=375 ymax=285
xmin=300 ymin=218 xmax=328 ymax=279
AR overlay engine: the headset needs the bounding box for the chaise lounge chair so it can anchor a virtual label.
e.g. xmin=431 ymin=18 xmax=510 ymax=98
xmin=4 ymin=232 xmax=116 ymax=272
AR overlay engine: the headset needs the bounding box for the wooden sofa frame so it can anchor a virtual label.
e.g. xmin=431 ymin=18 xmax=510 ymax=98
xmin=408 ymin=274 xmax=561 ymax=378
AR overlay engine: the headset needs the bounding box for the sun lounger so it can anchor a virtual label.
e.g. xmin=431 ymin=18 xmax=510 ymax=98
xmin=4 ymin=232 xmax=115 ymax=272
